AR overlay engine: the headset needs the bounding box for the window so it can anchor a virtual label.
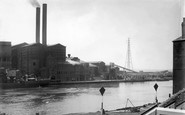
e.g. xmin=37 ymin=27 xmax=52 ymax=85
xmin=33 ymin=62 xmax=36 ymax=66
xmin=3 ymin=57 xmax=6 ymax=62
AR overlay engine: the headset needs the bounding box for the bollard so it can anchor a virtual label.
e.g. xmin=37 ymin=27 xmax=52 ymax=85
xmin=169 ymin=93 xmax=171 ymax=98
xmin=36 ymin=113 xmax=39 ymax=115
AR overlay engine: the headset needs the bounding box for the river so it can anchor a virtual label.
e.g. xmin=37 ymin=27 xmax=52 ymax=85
xmin=0 ymin=80 xmax=172 ymax=115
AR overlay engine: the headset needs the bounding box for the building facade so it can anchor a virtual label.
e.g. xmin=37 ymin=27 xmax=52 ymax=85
xmin=47 ymin=44 xmax=66 ymax=63
xmin=11 ymin=42 xmax=28 ymax=69
xmin=0 ymin=42 xmax=12 ymax=69
xmin=20 ymin=43 xmax=46 ymax=76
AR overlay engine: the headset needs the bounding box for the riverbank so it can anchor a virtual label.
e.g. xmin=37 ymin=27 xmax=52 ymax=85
xmin=49 ymin=78 xmax=172 ymax=85
xmin=63 ymin=102 xmax=155 ymax=115
xmin=64 ymin=111 xmax=140 ymax=115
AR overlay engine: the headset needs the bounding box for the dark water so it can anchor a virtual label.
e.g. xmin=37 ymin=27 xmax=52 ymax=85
xmin=0 ymin=81 xmax=172 ymax=115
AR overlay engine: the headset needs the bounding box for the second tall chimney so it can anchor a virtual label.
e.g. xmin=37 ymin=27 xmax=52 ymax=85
xmin=36 ymin=7 xmax=40 ymax=43
xmin=42 ymin=4 xmax=47 ymax=45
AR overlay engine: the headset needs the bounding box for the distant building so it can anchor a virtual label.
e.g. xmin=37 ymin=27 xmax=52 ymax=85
xmin=11 ymin=42 xmax=28 ymax=69
xmin=50 ymin=59 xmax=90 ymax=81
xmin=11 ymin=42 xmax=67 ymax=79
xmin=20 ymin=43 xmax=46 ymax=76
xmin=47 ymin=43 xmax=66 ymax=63
xmin=0 ymin=42 xmax=12 ymax=69
xmin=88 ymin=61 xmax=107 ymax=77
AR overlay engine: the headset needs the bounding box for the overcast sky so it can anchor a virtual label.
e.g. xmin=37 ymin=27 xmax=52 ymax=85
xmin=0 ymin=0 xmax=183 ymax=71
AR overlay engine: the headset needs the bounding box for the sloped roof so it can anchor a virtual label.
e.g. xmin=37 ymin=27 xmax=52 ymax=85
xmin=47 ymin=43 xmax=66 ymax=47
xmin=89 ymin=63 xmax=97 ymax=67
xmin=88 ymin=61 xmax=104 ymax=63
xmin=66 ymin=59 xmax=81 ymax=65
xmin=173 ymin=36 xmax=185 ymax=42
xmin=12 ymin=42 xmax=28 ymax=47
xmin=159 ymin=88 xmax=185 ymax=108
xmin=22 ymin=43 xmax=45 ymax=47
xmin=141 ymin=88 xmax=185 ymax=115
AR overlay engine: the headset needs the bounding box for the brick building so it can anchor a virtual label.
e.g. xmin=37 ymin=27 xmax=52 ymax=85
xmin=11 ymin=42 xmax=28 ymax=69
xmin=20 ymin=43 xmax=46 ymax=76
xmin=0 ymin=42 xmax=12 ymax=69
xmin=50 ymin=59 xmax=90 ymax=81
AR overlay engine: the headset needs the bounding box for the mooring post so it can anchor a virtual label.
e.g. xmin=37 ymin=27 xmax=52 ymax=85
xmin=154 ymin=83 xmax=158 ymax=104
xmin=99 ymin=87 xmax=105 ymax=115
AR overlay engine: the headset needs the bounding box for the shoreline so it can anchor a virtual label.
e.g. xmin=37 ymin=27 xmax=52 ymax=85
xmin=49 ymin=79 xmax=172 ymax=85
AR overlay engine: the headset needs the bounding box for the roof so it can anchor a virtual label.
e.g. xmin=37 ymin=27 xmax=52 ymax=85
xmin=89 ymin=63 xmax=98 ymax=67
xmin=141 ymin=88 xmax=185 ymax=115
xmin=65 ymin=58 xmax=98 ymax=67
xmin=65 ymin=59 xmax=81 ymax=65
xmin=22 ymin=43 xmax=45 ymax=47
xmin=88 ymin=61 xmax=105 ymax=64
xmin=173 ymin=36 xmax=185 ymax=42
xmin=12 ymin=42 xmax=28 ymax=48
xmin=47 ymin=43 xmax=66 ymax=47
xmin=0 ymin=41 xmax=11 ymax=46
xmin=159 ymin=88 xmax=185 ymax=108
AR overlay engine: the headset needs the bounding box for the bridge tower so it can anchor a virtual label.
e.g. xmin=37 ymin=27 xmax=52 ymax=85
xmin=125 ymin=38 xmax=133 ymax=70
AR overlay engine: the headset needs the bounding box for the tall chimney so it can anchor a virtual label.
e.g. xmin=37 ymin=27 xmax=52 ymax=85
xmin=173 ymin=18 xmax=185 ymax=94
xmin=182 ymin=18 xmax=185 ymax=38
xmin=42 ymin=4 xmax=47 ymax=45
xmin=36 ymin=7 xmax=40 ymax=43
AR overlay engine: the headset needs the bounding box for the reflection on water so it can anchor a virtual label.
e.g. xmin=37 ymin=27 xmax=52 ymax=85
xmin=0 ymin=81 xmax=172 ymax=115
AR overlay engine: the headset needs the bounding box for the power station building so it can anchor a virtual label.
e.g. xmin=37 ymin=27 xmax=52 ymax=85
xmin=8 ymin=3 xmax=95 ymax=81
xmin=0 ymin=42 xmax=12 ymax=69
xmin=20 ymin=43 xmax=47 ymax=75
xmin=10 ymin=3 xmax=68 ymax=79
xmin=11 ymin=42 xmax=28 ymax=69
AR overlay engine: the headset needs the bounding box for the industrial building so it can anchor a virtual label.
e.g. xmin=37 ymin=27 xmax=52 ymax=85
xmin=47 ymin=44 xmax=66 ymax=63
xmin=7 ymin=3 xmax=107 ymax=81
xmin=20 ymin=43 xmax=47 ymax=75
xmin=11 ymin=42 xmax=28 ymax=69
xmin=0 ymin=42 xmax=12 ymax=69
xmin=9 ymin=4 xmax=64 ymax=78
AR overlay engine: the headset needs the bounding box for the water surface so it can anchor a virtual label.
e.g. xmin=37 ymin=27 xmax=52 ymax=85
xmin=0 ymin=81 xmax=172 ymax=115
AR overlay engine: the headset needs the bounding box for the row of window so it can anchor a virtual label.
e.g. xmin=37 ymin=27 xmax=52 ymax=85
xmin=57 ymin=71 xmax=75 ymax=75
xmin=0 ymin=57 xmax=11 ymax=62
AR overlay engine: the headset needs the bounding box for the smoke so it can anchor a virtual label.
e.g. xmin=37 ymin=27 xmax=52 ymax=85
xmin=29 ymin=0 xmax=40 ymax=7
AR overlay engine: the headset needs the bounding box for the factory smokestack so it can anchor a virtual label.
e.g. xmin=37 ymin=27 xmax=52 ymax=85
xmin=173 ymin=18 xmax=185 ymax=94
xmin=42 ymin=4 xmax=47 ymax=45
xmin=36 ymin=7 xmax=40 ymax=43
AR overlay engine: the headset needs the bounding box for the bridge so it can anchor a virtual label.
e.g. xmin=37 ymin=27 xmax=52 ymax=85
xmin=111 ymin=63 xmax=138 ymax=73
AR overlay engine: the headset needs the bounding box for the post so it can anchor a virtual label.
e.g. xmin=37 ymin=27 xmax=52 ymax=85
xmin=154 ymin=83 xmax=158 ymax=104
xmin=155 ymin=91 xmax=158 ymax=103
xmin=101 ymin=96 xmax=105 ymax=115
xmin=99 ymin=87 xmax=105 ymax=115
xmin=101 ymin=102 xmax=104 ymax=115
